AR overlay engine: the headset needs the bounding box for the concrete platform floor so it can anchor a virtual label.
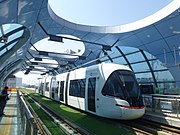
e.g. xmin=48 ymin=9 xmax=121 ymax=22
xmin=0 ymin=92 xmax=20 ymax=135
xmin=143 ymin=110 xmax=180 ymax=128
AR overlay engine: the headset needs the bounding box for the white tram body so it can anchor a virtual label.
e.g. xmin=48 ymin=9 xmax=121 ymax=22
xmin=39 ymin=63 xmax=145 ymax=120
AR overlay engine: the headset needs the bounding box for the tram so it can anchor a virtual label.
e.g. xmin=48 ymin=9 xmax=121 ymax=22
xmin=39 ymin=63 xmax=145 ymax=120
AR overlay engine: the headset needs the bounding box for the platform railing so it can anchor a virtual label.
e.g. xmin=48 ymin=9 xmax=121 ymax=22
xmin=17 ymin=91 xmax=37 ymax=135
xmin=142 ymin=94 xmax=180 ymax=118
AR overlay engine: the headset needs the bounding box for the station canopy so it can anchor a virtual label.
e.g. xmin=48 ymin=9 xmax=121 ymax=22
xmin=0 ymin=0 xmax=180 ymax=88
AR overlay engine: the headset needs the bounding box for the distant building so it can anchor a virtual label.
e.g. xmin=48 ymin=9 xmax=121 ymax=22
xmin=64 ymin=49 xmax=77 ymax=54
xmin=6 ymin=75 xmax=22 ymax=88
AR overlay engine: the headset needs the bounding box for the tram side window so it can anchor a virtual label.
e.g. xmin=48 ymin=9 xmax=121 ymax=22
xmin=88 ymin=78 xmax=96 ymax=91
xmin=60 ymin=81 xmax=64 ymax=92
xmin=51 ymin=80 xmax=59 ymax=94
xmin=69 ymin=79 xmax=85 ymax=98
xmin=39 ymin=83 xmax=43 ymax=92
xmin=45 ymin=82 xmax=49 ymax=91
xmin=79 ymin=79 xmax=86 ymax=97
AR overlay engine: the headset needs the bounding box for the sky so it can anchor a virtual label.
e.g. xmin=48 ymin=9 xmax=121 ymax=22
xmin=14 ymin=0 xmax=173 ymax=85
xmin=49 ymin=0 xmax=173 ymax=26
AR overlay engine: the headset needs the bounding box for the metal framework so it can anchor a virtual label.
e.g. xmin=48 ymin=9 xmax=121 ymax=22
xmin=0 ymin=0 xmax=180 ymax=88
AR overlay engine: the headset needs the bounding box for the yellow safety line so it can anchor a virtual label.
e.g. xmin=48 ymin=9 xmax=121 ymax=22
xmin=0 ymin=93 xmax=16 ymax=135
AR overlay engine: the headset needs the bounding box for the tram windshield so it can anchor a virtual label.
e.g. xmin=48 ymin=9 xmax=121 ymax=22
xmin=102 ymin=70 xmax=143 ymax=106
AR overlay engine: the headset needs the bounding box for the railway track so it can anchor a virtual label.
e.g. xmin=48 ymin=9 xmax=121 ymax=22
xmin=21 ymin=90 xmax=180 ymax=135
xmin=30 ymin=108 xmax=51 ymax=135
xmin=117 ymin=118 xmax=180 ymax=135
xmin=21 ymin=93 xmax=52 ymax=135
xmin=21 ymin=92 xmax=90 ymax=135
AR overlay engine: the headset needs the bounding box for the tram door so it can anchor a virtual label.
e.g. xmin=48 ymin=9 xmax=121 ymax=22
xmin=65 ymin=72 xmax=70 ymax=105
xmin=50 ymin=77 xmax=56 ymax=99
xmin=87 ymin=77 xmax=96 ymax=112
xmin=59 ymin=81 xmax=64 ymax=101
xmin=39 ymin=82 xmax=43 ymax=95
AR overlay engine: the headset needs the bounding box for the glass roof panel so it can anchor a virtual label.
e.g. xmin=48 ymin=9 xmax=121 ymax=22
xmin=8 ymin=30 xmax=23 ymax=43
xmin=3 ymin=24 xmax=22 ymax=35
xmin=100 ymin=46 xmax=174 ymax=87
xmin=31 ymin=35 xmax=85 ymax=59
xmin=154 ymin=70 xmax=174 ymax=82
xmin=30 ymin=58 xmax=58 ymax=67
xmin=0 ymin=30 xmax=2 ymax=37
xmin=120 ymin=46 xmax=139 ymax=54
xmin=0 ymin=23 xmax=24 ymax=57
xmin=135 ymin=72 xmax=153 ymax=83
xmin=149 ymin=59 xmax=167 ymax=71
xmin=126 ymin=52 xmax=145 ymax=63
xmin=135 ymin=26 xmax=162 ymax=44
xmin=7 ymin=43 xmax=15 ymax=50
xmin=100 ymin=56 xmax=110 ymax=62
xmin=0 ymin=48 xmax=6 ymax=56
xmin=0 ymin=43 xmax=3 ymax=48
xmin=131 ymin=62 xmax=150 ymax=72
xmin=144 ymin=51 xmax=156 ymax=59
xmin=113 ymin=57 xmax=127 ymax=65
xmin=110 ymin=47 xmax=122 ymax=58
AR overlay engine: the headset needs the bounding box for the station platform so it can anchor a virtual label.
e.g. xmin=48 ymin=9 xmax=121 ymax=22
xmin=143 ymin=110 xmax=180 ymax=128
xmin=142 ymin=94 xmax=180 ymax=128
xmin=0 ymin=92 xmax=20 ymax=135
